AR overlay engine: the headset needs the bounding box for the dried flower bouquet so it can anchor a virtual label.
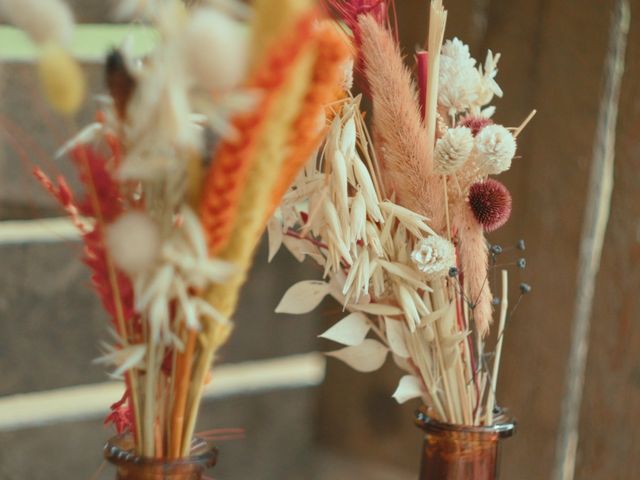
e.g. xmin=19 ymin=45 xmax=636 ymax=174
xmin=273 ymin=0 xmax=533 ymax=426
xmin=4 ymin=0 xmax=350 ymax=459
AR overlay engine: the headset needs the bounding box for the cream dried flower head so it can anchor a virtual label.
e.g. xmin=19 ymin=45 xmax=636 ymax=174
xmin=411 ymin=236 xmax=456 ymax=277
xmin=434 ymin=126 xmax=474 ymax=174
xmin=476 ymin=50 xmax=503 ymax=107
xmin=474 ymin=124 xmax=517 ymax=175
xmin=438 ymin=38 xmax=481 ymax=116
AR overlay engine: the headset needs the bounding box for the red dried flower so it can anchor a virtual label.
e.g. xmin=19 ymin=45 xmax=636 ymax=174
xmin=105 ymin=391 xmax=134 ymax=434
xmin=459 ymin=115 xmax=493 ymax=136
xmin=70 ymin=145 xmax=124 ymax=222
xmin=468 ymin=179 xmax=512 ymax=232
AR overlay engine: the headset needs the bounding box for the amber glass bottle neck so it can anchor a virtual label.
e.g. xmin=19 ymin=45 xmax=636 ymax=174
xmin=105 ymin=434 xmax=217 ymax=480
xmin=415 ymin=407 xmax=515 ymax=480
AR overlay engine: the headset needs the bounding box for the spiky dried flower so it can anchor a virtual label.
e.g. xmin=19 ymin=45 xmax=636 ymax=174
xmin=410 ymin=235 xmax=456 ymax=276
xmin=468 ymin=179 xmax=512 ymax=232
xmin=434 ymin=126 xmax=474 ymax=174
xmin=474 ymin=124 xmax=516 ymax=175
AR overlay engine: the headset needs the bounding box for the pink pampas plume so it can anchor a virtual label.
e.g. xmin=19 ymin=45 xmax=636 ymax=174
xmin=359 ymin=15 xmax=445 ymax=231
xmin=453 ymin=200 xmax=492 ymax=337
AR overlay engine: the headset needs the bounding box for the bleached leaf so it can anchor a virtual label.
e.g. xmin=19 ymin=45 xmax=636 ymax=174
xmin=282 ymin=235 xmax=306 ymax=262
xmin=392 ymin=353 xmax=411 ymax=372
xmin=319 ymin=312 xmax=370 ymax=346
xmin=351 ymin=302 xmax=402 ymax=316
xmin=275 ymin=280 xmax=330 ymax=314
xmin=385 ymin=317 xmax=410 ymax=358
xmin=392 ymin=375 xmax=423 ymax=404
xmin=326 ymin=339 xmax=388 ymax=372
xmin=267 ymin=215 xmax=283 ymax=262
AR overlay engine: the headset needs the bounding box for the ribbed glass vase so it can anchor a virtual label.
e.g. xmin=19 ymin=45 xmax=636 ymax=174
xmin=105 ymin=435 xmax=217 ymax=480
xmin=415 ymin=407 xmax=515 ymax=480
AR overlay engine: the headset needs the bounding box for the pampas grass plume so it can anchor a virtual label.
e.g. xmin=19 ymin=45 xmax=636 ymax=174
xmin=106 ymin=211 xmax=160 ymax=275
xmin=184 ymin=8 xmax=248 ymax=90
xmin=453 ymin=201 xmax=492 ymax=336
xmin=468 ymin=179 xmax=512 ymax=232
xmin=38 ymin=43 xmax=85 ymax=115
xmin=1 ymin=0 xmax=74 ymax=46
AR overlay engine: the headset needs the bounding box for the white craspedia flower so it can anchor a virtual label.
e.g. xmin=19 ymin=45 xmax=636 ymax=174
xmin=183 ymin=8 xmax=248 ymax=90
xmin=411 ymin=236 xmax=456 ymax=276
xmin=105 ymin=211 xmax=160 ymax=275
xmin=434 ymin=126 xmax=474 ymax=174
xmin=474 ymin=124 xmax=517 ymax=175
xmin=1 ymin=0 xmax=74 ymax=46
xmin=439 ymin=38 xmax=481 ymax=115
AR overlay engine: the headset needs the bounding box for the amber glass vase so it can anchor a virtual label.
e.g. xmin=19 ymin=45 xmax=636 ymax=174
xmin=415 ymin=407 xmax=515 ymax=480
xmin=105 ymin=435 xmax=217 ymax=480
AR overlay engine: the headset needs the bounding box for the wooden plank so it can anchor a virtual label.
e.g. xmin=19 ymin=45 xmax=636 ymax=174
xmin=0 ymin=217 xmax=78 ymax=244
xmin=574 ymin=1 xmax=640 ymax=478
xmin=0 ymin=25 xmax=156 ymax=62
xmin=0 ymin=353 xmax=325 ymax=431
xmin=0 ymin=388 xmax=318 ymax=480
xmin=553 ymin=1 xmax=630 ymax=478
xmin=483 ymin=1 xmax=616 ymax=479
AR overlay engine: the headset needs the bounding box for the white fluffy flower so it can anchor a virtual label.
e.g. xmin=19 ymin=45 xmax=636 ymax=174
xmin=183 ymin=8 xmax=248 ymax=90
xmin=411 ymin=236 xmax=456 ymax=276
xmin=106 ymin=211 xmax=161 ymax=275
xmin=434 ymin=126 xmax=474 ymax=174
xmin=133 ymin=207 xmax=234 ymax=344
xmin=438 ymin=38 xmax=481 ymax=116
xmin=474 ymin=124 xmax=517 ymax=175
xmin=1 ymin=0 xmax=74 ymax=46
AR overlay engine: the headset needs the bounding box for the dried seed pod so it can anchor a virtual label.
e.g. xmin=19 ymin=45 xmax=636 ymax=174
xmin=105 ymin=49 xmax=136 ymax=121
xmin=434 ymin=126 xmax=474 ymax=174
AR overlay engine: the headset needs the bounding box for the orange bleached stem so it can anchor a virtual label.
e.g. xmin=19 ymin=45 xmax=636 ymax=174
xmin=266 ymin=23 xmax=351 ymax=219
xmin=199 ymin=13 xmax=317 ymax=255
